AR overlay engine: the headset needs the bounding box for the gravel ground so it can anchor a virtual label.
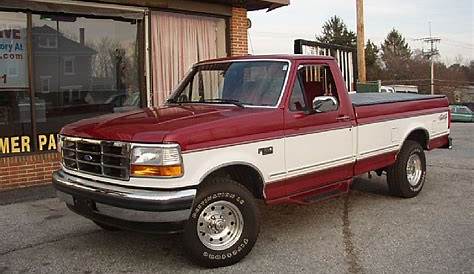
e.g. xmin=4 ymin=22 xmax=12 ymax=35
xmin=0 ymin=123 xmax=473 ymax=274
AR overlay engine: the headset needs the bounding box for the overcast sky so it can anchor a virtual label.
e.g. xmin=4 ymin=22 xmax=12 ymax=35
xmin=248 ymin=0 xmax=474 ymax=65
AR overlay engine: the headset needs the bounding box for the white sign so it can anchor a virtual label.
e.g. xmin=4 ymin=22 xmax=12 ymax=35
xmin=0 ymin=14 xmax=28 ymax=89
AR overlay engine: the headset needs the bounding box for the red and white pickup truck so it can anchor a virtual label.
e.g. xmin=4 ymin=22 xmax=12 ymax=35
xmin=53 ymin=55 xmax=451 ymax=267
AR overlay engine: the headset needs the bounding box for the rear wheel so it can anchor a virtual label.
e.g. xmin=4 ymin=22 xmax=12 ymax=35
xmin=387 ymin=140 xmax=427 ymax=198
xmin=183 ymin=177 xmax=259 ymax=268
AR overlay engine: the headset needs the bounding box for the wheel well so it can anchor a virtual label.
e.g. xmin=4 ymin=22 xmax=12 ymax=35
xmin=200 ymin=164 xmax=265 ymax=199
xmin=405 ymin=129 xmax=429 ymax=150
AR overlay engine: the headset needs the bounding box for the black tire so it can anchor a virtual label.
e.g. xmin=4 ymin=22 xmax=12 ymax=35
xmin=93 ymin=221 xmax=120 ymax=231
xmin=387 ymin=140 xmax=427 ymax=198
xmin=183 ymin=177 xmax=260 ymax=268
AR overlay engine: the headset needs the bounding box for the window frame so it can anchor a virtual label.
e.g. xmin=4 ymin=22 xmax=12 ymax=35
xmin=290 ymin=63 xmax=341 ymax=113
xmin=288 ymin=73 xmax=309 ymax=112
xmin=63 ymin=56 xmax=75 ymax=75
xmin=169 ymin=59 xmax=292 ymax=109
xmin=39 ymin=76 xmax=51 ymax=93
xmin=38 ymin=35 xmax=58 ymax=49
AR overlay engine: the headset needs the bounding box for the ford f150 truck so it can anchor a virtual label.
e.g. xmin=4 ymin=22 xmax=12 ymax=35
xmin=53 ymin=55 xmax=451 ymax=268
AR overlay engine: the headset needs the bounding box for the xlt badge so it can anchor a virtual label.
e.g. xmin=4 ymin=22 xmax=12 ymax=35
xmin=258 ymin=147 xmax=273 ymax=155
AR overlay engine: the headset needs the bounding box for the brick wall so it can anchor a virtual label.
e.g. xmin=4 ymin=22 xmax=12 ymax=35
xmin=0 ymin=153 xmax=60 ymax=191
xmin=229 ymin=7 xmax=249 ymax=56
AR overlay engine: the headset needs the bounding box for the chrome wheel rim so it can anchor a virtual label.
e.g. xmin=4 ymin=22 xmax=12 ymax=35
xmin=406 ymin=154 xmax=422 ymax=187
xmin=197 ymin=200 xmax=244 ymax=251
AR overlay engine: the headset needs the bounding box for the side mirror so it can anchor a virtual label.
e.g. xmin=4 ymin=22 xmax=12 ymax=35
xmin=312 ymin=96 xmax=339 ymax=113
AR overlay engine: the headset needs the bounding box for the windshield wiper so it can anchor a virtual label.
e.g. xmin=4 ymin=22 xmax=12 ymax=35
xmin=201 ymin=99 xmax=245 ymax=108
xmin=166 ymin=98 xmax=180 ymax=104
xmin=166 ymin=98 xmax=245 ymax=108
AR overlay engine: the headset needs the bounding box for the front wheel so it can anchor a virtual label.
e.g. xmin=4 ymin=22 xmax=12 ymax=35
xmin=183 ymin=177 xmax=259 ymax=268
xmin=387 ymin=140 xmax=427 ymax=198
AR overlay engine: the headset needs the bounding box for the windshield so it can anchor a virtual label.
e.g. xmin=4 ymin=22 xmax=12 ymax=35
xmin=169 ymin=61 xmax=289 ymax=107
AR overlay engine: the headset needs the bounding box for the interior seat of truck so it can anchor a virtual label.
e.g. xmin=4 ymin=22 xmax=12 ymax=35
xmin=302 ymin=81 xmax=324 ymax=104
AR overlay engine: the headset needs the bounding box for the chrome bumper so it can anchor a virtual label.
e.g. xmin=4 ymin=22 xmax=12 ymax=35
xmin=53 ymin=170 xmax=196 ymax=224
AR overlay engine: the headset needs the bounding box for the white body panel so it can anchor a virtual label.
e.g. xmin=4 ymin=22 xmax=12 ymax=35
xmin=62 ymin=112 xmax=449 ymax=190
xmin=356 ymin=112 xmax=449 ymax=161
xmin=284 ymin=127 xmax=354 ymax=178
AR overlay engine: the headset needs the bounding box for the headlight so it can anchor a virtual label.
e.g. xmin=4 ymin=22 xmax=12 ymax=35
xmin=130 ymin=144 xmax=183 ymax=177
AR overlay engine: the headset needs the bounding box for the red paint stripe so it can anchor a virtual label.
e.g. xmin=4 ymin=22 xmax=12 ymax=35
xmin=266 ymin=179 xmax=351 ymax=206
xmin=182 ymin=124 xmax=352 ymax=154
xmin=264 ymin=150 xmax=401 ymax=203
xmin=181 ymin=133 xmax=284 ymax=154
xmin=357 ymin=107 xmax=448 ymax=125
xmin=285 ymin=124 xmax=352 ymax=138
xmin=355 ymin=96 xmax=448 ymax=124
xmin=354 ymin=150 xmax=398 ymax=175
xmin=428 ymin=134 xmax=450 ymax=150
xmin=264 ymin=163 xmax=353 ymax=202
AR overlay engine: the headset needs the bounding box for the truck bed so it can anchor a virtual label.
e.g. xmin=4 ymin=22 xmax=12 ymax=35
xmin=350 ymin=93 xmax=446 ymax=106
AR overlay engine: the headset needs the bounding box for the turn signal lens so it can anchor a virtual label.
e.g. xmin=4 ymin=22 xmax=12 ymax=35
xmin=131 ymin=164 xmax=183 ymax=177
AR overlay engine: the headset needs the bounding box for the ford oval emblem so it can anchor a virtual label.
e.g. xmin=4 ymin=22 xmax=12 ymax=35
xmin=84 ymin=155 xmax=93 ymax=161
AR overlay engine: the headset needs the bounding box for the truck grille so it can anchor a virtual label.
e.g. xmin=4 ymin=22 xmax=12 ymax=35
xmin=60 ymin=136 xmax=130 ymax=180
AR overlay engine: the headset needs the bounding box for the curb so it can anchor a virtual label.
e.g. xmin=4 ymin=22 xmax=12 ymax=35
xmin=0 ymin=184 xmax=56 ymax=206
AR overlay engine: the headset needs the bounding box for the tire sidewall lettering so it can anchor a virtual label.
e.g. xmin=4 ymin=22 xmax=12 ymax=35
xmin=191 ymin=192 xmax=246 ymax=220
xmin=202 ymin=238 xmax=250 ymax=260
xmin=192 ymin=192 xmax=249 ymax=261
xmin=183 ymin=179 xmax=259 ymax=267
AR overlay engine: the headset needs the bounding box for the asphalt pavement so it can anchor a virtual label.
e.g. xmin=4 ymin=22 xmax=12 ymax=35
xmin=0 ymin=123 xmax=473 ymax=274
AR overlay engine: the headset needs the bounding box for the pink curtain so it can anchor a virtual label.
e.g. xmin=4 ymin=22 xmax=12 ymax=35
xmin=151 ymin=11 xmax=220 ymax=106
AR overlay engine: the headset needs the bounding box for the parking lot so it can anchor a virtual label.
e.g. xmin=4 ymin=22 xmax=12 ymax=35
xmin=0 ymin=123 xmax=473 ymax=274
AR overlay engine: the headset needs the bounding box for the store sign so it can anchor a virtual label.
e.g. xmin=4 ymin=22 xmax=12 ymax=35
xmin=0 ymin=16 xmax=28 ymax=88
xmin=0 ymin=134 xmax=57 ymax=155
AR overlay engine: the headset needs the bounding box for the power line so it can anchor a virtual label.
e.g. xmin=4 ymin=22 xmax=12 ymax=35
xmin=415 ymin=22 xmax=441 ymax=95
xmin=382 ymin=79 xmax=474 ymax=85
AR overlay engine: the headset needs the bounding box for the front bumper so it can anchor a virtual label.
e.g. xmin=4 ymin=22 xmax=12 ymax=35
xmin=53 ymin=170 xmax=196 ymax=232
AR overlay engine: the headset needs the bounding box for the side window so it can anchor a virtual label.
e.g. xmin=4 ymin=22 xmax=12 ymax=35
xmin=289 ymin=77 xmax=307 ymax=111
xmin=296 ymin=64 xmax=340 ymax=113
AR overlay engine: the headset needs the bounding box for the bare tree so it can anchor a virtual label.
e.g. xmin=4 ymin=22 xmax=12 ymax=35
xmin=91 ymin=37 xmax=121 ymax=79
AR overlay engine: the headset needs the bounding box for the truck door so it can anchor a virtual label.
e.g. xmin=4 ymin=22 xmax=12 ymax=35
xmin=281 ymin=63 xmax=355 ymax=197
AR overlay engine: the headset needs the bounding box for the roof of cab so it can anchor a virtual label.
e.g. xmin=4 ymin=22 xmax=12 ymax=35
xmin=196 ymin=54 xmax=336 ymax=65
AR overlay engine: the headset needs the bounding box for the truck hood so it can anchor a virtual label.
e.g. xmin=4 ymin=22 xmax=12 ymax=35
xmin=61 ymin=105 xmax=282 ymax=150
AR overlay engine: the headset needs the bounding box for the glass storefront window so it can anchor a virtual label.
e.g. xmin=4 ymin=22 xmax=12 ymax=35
xmin=32 ymin=14 xmax=141 ymax=138
xmin=1 ymin=10 xmax=142 ymax=156
xmin=0 ymin=11 xmax=32 ymax=155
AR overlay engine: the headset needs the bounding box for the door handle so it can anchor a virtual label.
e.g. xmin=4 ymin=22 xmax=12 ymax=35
xmin=337 ymin=115 xmax=351 ymax=122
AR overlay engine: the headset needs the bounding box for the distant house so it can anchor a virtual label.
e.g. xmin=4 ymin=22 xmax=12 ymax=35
xmin=32 ymin=25 xmax=96 ymax=105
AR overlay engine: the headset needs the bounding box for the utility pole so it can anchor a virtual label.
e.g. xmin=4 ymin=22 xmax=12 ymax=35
xmin=418 ymin=22 xmax=441 ymax=95
xmin=356 ymin=0 xmax=366 ymax=83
